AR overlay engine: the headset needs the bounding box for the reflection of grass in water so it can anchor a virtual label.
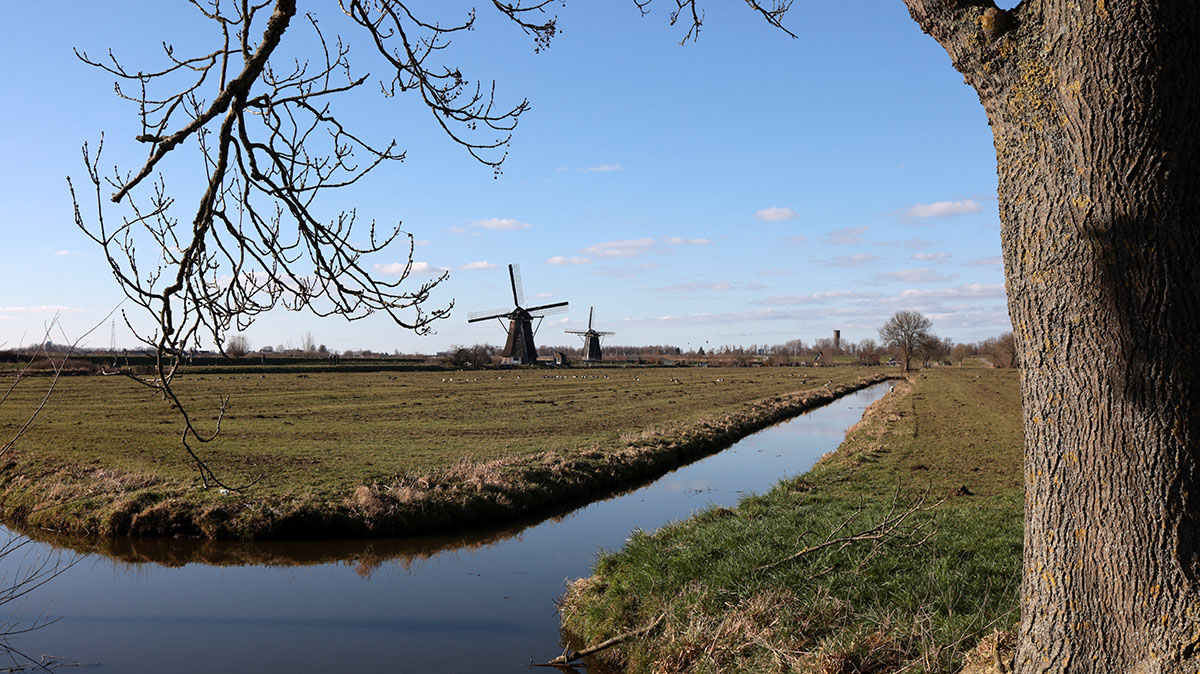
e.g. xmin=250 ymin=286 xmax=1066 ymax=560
xmin=561 ymin=368 xmax=1023 ymax=673
xmin=14 ymin=522 xmax=527 ymax=576
xmin=0 ymin=368 xmax=890 ymax=540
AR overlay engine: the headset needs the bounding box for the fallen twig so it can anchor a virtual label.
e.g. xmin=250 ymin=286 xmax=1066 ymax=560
xmin=537 ymin=613 xmax=666 ymax=666
xmin=758 ymin=484 xmax=941 ymax=574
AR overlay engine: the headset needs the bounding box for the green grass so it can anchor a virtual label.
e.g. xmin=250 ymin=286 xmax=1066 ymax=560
xmin=0 ymin=366 xmax=889 ymax=539
xmin=560 ymin=368 xmax=1023 ymax=673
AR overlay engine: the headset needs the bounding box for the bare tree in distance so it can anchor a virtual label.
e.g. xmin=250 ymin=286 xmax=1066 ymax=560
xmin=224 ymin=334 xmax=251 ymax=359
xmin=950 ymin=342 xmax=972 ymax=367
xmin=878 ymin=310 xmax=932 ymax=373
xmin=981 ymin=331 xmax=1019 ymax=369
xmin=916 ymin=332 xmax=946 ymax=368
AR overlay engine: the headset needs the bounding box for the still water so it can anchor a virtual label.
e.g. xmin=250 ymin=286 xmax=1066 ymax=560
xmin=0 ymin=383 xmax=890 ymax=673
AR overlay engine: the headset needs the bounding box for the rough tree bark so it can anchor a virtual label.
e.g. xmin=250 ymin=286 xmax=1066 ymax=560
xmin=904 ymin=1 xmax=1200 ymax=671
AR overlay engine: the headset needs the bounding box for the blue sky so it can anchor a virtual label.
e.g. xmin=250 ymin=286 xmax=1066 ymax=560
xmin=0 ymin=2 xmax=1010 ymax=354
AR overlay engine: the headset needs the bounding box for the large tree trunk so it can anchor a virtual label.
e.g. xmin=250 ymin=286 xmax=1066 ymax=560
xmin=904 ymin=1 xmax=1200 ymax=671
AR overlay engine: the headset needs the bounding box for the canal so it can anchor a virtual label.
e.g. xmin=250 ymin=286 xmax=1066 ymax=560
xmin=0 ymin=382 xmax=891 ymax=673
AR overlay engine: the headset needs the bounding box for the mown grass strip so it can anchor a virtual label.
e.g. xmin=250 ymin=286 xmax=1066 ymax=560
xmin=559 ymin=368 xmax=1023 ymax=673
xmin=0 ymin=367 xmax=891 ymax=540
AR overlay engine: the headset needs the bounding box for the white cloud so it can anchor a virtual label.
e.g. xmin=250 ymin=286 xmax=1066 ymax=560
xmin=963 ymin=256 xmax=1003 ymax=267
xmin=822 ymin=226 xmax=869 ymax=246
xmin=532 ymin=292 xmax=554 ymax=299
xmin=373 ymin=261 xmax=448 ymax=276
xmin=665 ymin=237 xmax=712 ymax=246
xmin=459 ymin=261 xmax=498 ymax=270
xmin=755 ymin=206 xmax=797 ymax=222
xmin=547 ymin=255 xmax=592 ymax=266
xmin=898 ymin=283 xmax=1006 ymax=299
xmin=901 ymin=199 xmax=981 ymax=220
xmin=472 ymin=217 xmax=532 ymax=231
xmin=579 ymin=238 xmax=657 ymax=258
xmin=53 ymin=250 xmax=73 ymax=256
xmin=821 ymin=253 xmax=882 ymax=268
xmin=584 ymin=164 xmax=623 ymax=172
xmin=872 ymin=267 xmax=959 ymax=283
xmin=912 ymin=251 xmax=952 ymax=264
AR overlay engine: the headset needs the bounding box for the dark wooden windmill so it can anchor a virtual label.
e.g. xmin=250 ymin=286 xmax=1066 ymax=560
xmin=565 ymin=306 xmax=614 ymax=363
xmin=467 ymin=264 xmax=568 ymax=365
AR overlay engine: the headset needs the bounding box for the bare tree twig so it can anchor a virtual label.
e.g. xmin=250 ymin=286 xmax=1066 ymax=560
xmin=536 ymin=613 xmax=666 ymax=666
xmin=757 ymin=484 xmax=941 ymax=574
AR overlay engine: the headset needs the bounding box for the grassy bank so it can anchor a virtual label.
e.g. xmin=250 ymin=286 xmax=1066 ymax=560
xmin=0 ymin=366 xmax=890 ymax=539
xmin=560 ymin=368 xmax=1023 ymax=673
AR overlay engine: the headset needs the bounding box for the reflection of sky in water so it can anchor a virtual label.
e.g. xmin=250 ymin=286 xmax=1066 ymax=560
xmin=0 ymin=383 xmax=891 ymax=674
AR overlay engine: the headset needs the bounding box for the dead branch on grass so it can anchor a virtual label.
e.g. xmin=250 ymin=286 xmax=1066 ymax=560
xmin=537 ymin=613 xmax=666 ymax=667
xmin=758 ymin=484 xmax=941 ymax=575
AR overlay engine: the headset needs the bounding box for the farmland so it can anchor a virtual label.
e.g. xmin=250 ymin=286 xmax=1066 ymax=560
xmin=0 ymin=365 xmax=891 ymax=539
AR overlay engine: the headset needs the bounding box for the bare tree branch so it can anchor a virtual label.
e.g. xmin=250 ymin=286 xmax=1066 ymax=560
xmin=633 ymin=0 xmax=796 ymax=43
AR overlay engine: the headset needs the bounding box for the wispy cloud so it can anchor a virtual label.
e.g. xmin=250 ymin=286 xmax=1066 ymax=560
xmin=591 ymin=262 xmax=659 ymax=278
xmin=472 ymin=217 xmax=532 ymax=231
xmin=585 ymin=163 xmax=623 ymax=172
xmin=459 ymin=260 xmax=498 ymax=270
xmin=665 ymin=236 xmax=712 ymax=246
xmin=899 ymin=199 xmax=981 ymax=221
xmin=547 ymin=255 xmax=592 ymax=266
xmin=755 ymin=206 xmax=797 ymax=222
xmin=52 ymin=250 xmax=78 ymax=256
xmin=898 ymin=283 xmax=1005 ymax=299
xmin=874 ymin=238 xmax=932 ymax=250
xmin=649 ymin=280 xmax=734 ymax=294
xmin=963 ymin=256 xmax=1003 ymax=267
xmin=757 ymin=290 xmax=880 ymax=306
xmin=818 ymin=253 xmax=883 ymax=268
xmin=912 ymin=251 xmax=952 ymax=264
xmin=373 ymin=261 xmax=448 ymax=276
xmin=871 ymin=267 xmax=959 ymax=284
xmin=532 ymin=292 xmax=554 ymax=299
xmin=822 ymin=226 xmax=869 ymax=246
xmin=580 ymin=238 xmax=657 ymax=258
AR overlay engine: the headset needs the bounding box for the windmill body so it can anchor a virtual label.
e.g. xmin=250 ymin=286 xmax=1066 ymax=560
xmin=566 ymin=307 xmax=615 ymax=363
xmin=467 ymin=265 xmax=568 ymax=365
xmin=502 ymin=308 xmax=538 ymax=364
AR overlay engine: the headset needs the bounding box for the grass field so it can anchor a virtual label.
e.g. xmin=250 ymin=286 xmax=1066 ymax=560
xmin=560 ymin=367 xmax=1023 ymax=673
xmin=0 ymin=366 xmax=890 ymax=539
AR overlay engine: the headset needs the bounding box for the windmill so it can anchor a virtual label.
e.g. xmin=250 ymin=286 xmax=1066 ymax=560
xmin=565 ymin=306 xmax=615 ymax=363
xmin=467 ymin=264 xmax=568 ymax=365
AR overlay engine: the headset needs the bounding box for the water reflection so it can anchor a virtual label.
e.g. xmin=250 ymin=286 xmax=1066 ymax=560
xmin=0 ymin=383 xmax=890 ymax=673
